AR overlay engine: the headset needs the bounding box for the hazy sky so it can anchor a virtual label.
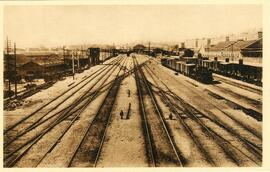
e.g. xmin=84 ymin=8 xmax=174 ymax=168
xmin=4 ymin=5 xmax=262 ymax=48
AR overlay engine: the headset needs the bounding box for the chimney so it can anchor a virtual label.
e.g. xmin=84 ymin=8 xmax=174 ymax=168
xmin=207 ymin=39 xmax=211 ymax=46
xmin=258 ymin=31 xmax=262 ymax=39
xmin=181 ymin=42 xmax=185 ymax=48
xmin=195 ymin=39 xmax=198 ymax=48
xmin=226 ymin=36 xmax=230 ymax=42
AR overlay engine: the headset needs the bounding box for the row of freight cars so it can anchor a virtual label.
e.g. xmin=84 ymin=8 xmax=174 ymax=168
xmin=161 ymin=56 xmax=213 ymax=83
xmin=199 ymin=57 xmax=262 ymax=86
xmin=161 ymin=51 xmax=262 ymax=85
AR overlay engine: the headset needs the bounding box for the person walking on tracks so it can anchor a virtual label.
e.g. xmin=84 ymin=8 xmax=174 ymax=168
xmin=126 ymin=103 xmax=131 ymax=119
xmin=169 ymin=112 xmax=173 ymax=120
xmin=120 ymin=110 xmax=124 ymax=119
xmin=127 ymin=89 xmax=131 ymax=97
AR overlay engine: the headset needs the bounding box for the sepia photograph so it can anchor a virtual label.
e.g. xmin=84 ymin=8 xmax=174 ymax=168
xmin=1 ymin=1 xmax=268 ymax=169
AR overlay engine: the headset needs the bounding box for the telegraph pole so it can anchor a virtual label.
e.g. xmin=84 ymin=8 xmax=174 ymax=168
xmin=6 ymin=37 xmax=11 ymax=93
xmin=14 ymin=43 xmax=17 ymax=99
xmin=231 ymin=43 xmax=234 ymax=61
xmin=63 ymin=46 xmax=65 ymax=65
xmin=77 ymin=49 xmax=80 ymax=69
xmin=148 ymin=42 xmax=151 ymax=56
xmin=72 ymin=51 xmax=75 ymax=80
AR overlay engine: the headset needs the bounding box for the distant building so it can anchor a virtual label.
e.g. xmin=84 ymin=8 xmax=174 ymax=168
xmin=28 ymin=48 xmax=41 ymax=51
xmin=182 ymin=30 xmax=262 ymax=65
xmin=205 ymin=32 xmax=262 ymax=61
xmin=133 ymin=44 xmax=146 ymax=53
xmin=4 ymin=53 xmax=65 ymax=79
xmin=19 ymin=55 xmax=65 ymax=78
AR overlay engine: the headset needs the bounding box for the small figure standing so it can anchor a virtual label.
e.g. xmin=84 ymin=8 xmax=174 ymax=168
xmin=120 ymin=110 xmax=124 ymax=119
xmin=127 ymin=89 xmax=131 ymax=97
xmin=126 ymin=103 xmax=131 ymax=119
xmin=169 ymin=112 xmax=173 ymax=120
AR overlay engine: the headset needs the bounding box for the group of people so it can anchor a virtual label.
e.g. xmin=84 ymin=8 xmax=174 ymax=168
xmin=119 ymin=89 xmax=175 ymax=120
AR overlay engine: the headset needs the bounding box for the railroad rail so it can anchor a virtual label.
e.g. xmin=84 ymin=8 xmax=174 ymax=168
xmin=4 ymin=57 xmax=124 ymax=147
xmin=4 ymin=57 xmax=121 ymax=134
xmin=68 ymin=57 xmax=128 ymax=167
xmin=156 ymin=59 xmax=262 ymax=140
xmin=133 ymin=56 xmax=183 ymax=167
xmin=213 ymin=74 xmax=262 ymax=95
xmin=144 ymin=61 xmax=262 ymax=166
xmin=143 ymin=65 xmax=216 ymax=166
xmin=211 ymin=84 xmax=262 ymax=112
xmin=4 ymin=57 xmax=126 ymax=167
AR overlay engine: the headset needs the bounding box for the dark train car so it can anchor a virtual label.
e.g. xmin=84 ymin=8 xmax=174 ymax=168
xmin=233 ymin=63 xmax=262 ymax=85
xmin=183 ymin=49 xmax=195 ymax=57
xmin=198 ymin=58 xmax=262 ymax=86
xmin=88 ymin=47 xmax=100 ymax=65
xmin=193 ymin=66 xmax=213 ymax=83
xmin=161 ymin=57 xmax=213 ymax=84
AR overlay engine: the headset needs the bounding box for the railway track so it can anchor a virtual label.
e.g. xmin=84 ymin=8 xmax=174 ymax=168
xmin=155 ymin=59 xmax=262 ymax=140
xmin=144 ymin=60 xmax=262 ymax=166
xmin=68 ymin=57 xmax=128 ymax=167
xmin=4 ymin=57 xmax=126 ymax=167
xmin=133 ymin=56 xmax=183 ymax=167
xmin=211 ymin=84 xmax=262 ymax=112
xmin=36 ymin=57 xmax=145 ymax=167
xmin=213 ymin=74 xmax=262 ymax=95
xmin=4 ymin=57 xmax=121 ymax=134
xmin=204 ymin=89 xmax=262 ymax=121
xmin=4 ymin=57 xmax=123 ymax=147
xmin=143 ymin=65 xmax=216 ymax=166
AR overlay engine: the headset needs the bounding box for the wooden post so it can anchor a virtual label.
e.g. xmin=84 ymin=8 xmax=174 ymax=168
xmin=72 ymin=51 xmax=75 ymax=80
xmin=14 ymin=43 xmax=17 ymax=99
xmin=6 ymin=38 xmax=11 ymax=94
xmin=77 ymin=50 xmax=80 ymax=69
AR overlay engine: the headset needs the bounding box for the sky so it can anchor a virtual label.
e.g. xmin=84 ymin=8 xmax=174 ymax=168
xmin=4 ymin=5 xmax=262 ymax=48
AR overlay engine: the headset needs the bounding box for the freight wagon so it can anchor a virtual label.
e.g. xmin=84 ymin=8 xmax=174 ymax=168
xmin=198 ymin=58 xmax=262 ymax=86
xmin=161 ymin=57 xmax=213 ymax=83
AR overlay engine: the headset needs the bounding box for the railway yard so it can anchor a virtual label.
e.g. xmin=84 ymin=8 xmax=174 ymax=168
xmin=3 ymin=54 xmax=262 ymax=167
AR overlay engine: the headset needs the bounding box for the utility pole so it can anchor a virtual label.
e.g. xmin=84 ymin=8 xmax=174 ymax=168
xmin=63 ymin=46 xmax=65 ymax=65
xmin=6 ymin=37 xmax=11 ymax=94
xmin=148 ymin=42 xmax=151 ymax=56
xmin=72 ymin=51 xmax=75 ymax=80
xmin=81 ymin=46 xmax=83 ymax=68
xmin=231 ymin=43 xmax=234 ymax=62
xmin=76 ymin=50 xmax=80 ymax=69
xmin=14 ymin=42 xmax=17 ymax=99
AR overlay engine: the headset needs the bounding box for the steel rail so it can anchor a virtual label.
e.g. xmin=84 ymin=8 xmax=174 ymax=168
xmin=135 ymin=57 xmax=183 ymax=167
xmin=67 ymin=57 xmax=128 ymax=167
xmin=4 ymin=57 xmax=125 ymax=167
xmin=145 ymin=62 xmax=262 ymax=165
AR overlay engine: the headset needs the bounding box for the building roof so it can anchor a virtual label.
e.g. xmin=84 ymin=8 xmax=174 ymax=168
xmin=4 ymin=54 xmax=30 ymax=67
xmin=30 ymin=54 xmax=64 ymax=67
xmin=133 ymin=44 xmax=146 ymax=50
xmin=208 ymin=39 xmax=259 ymax=52
xmin=13 ymin=53 xmax=63 ymax=67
